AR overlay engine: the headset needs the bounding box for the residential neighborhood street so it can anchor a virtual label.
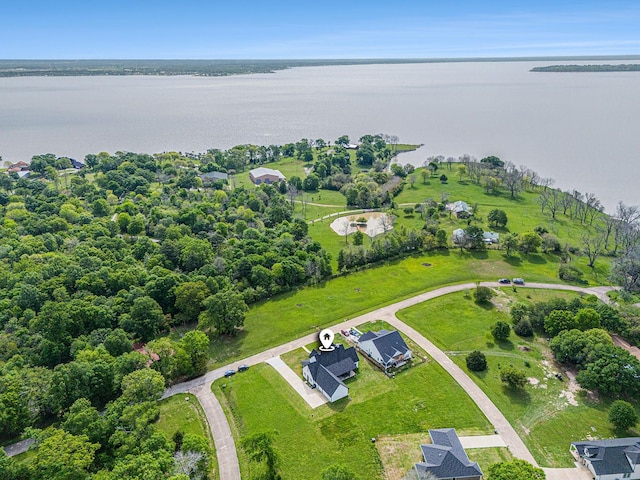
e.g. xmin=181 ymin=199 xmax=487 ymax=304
xmin=162 ymin=282 xmax=615 ymax=480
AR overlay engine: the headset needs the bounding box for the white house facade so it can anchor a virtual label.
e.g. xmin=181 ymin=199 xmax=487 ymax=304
xmin=571 ymin=438 xmax=640 ymax=480
xmin=357 ymin=329 xmax=411 ymax=370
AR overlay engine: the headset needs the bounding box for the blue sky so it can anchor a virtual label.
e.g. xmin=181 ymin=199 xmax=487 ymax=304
xmin=3 ymin=1 xmax=640 ymax=59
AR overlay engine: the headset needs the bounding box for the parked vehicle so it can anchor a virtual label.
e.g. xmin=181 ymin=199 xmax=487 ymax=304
xmin=498 ymin=278 xmax=511 ymax=284
xmin=513 ymin=278 xmax=525 ymax=285
xmin=238 ymin=365 xmax=249 ymax=372
xmin=224 ymin=369 xmax=236 ymax=377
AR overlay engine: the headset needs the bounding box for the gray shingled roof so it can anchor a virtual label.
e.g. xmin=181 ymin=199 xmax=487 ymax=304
xmin=304 ymin=345 xmax=359 ymax=397
xmin=414 ymin=429 xmax=482 ymax=480
xmin=572 ymin=438 xmax=640 ymax=475
xmin=308 ymin=345 xmax=359 ymax=369
xmin=359 ymin=330 xmax=410 ymax=366
xmin=314 ymin=364 xmax=344 ymax=396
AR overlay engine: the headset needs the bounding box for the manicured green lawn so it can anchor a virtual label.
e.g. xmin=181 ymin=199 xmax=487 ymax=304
xmin=214 ymin=354 xmax=491 ymax=480
xmin=466 ymin=447 xmax=513 ymax=472
xmin=156 ymin=393 xmax=217 ymax=478
xmin=396 ymin=289 xmax=634 ymax=468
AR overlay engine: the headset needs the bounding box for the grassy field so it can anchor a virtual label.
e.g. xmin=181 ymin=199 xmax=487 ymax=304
xmin=206 ymin=248 xmax=604 ymax=369
xmin=394 ymin=167 xmax=606 ymax=242
xmin=299 ymin=164 xmax=611 ymax=276
xmin=214 ymin=349 xmax=491 ymax=480
xmin=396 ymin=289 xmax=634 ymax=468
xmin=156 ymin=393 xmax=217 ymax=479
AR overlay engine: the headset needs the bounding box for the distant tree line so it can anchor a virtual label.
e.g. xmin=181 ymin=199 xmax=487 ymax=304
xmin=532 ymin=64 xmax=640 ymax=72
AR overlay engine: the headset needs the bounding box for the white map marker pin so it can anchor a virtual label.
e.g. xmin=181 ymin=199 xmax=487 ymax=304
xmin=318 ymin=328 xmax=335 ymax=351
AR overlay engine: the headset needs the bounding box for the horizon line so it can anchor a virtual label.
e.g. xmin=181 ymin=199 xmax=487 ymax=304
xmin=2 ymin=54 xmax=640 ymax=62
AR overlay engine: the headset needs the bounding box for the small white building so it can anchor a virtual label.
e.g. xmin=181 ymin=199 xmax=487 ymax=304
xmin=357 ymin=329 xmax=411 ymax=370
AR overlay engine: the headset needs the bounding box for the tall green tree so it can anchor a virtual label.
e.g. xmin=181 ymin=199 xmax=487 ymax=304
xmin=499 ymin=366 xmax=527 ymax=389
xmin=487 ymin=459 xmax=545 ymax=480
xmin=174 ymin=281 xmax=209 ymax=325
xmin=487 ymin=209 xmax=508 ymax=228
xmin=321 ymin=464 xmax=359 ymax=480
xmin=120 ymin=296 xmax=165 ymax=341
xmin=199 ymin=290 xmax=248 ymax=336
xmin=180 ymin=330 xmax=210 ymax=377
xmin=120 ymin=368 xmax=166 ymax=405
xmin=518 ymin=231 xmax=542 ymax=254
xmin=32 ymin=428 xmax=99 ymax=480
xmin=609 ymin=400 xmax=638 ymax=431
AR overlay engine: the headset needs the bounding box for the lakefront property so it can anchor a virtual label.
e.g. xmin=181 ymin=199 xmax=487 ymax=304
xmin=249 ymin=167 xmax=286 ymax=185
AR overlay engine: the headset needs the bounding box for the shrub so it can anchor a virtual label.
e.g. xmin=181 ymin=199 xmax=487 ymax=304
xmin=500 ymin=366 xmax=527 ymax=389
xmin=487 ymin=459 xmax=545 ymax=480
xmin=491 ymin=321 xmax=511 ymax=341
xmin=466 ymin=351 xmax=487 ymax=372
xmin=513 ymin=319 xmax=533 ymax=337
xmin=487 ymin=209 xmax=508 ymax=228
xmin=544 ymin=309 xmax=577 ymax=337
xmin=474 ymin=286 xmax=494 ymax=304
xmin=609 ymin=400 xmax=638 ymax=431
xmin=559 ymin=264 xmax=585 ymax=283
xmin=510 ymin=303 xmax=530 ymax=324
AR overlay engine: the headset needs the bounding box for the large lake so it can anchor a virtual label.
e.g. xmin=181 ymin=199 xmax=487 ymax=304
xmin=1 ymin=61 xmax=639 ymax=211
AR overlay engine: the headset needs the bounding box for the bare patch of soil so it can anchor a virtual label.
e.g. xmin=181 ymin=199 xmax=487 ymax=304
xmin=376 ymin=433 xmax=428 ymax=480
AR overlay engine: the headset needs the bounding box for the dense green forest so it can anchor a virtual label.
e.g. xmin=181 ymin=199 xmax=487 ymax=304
xmin=2 ymin=133 xmax=640 ymax=478
xmin=0 ymin=134 xmax=411 ymax=478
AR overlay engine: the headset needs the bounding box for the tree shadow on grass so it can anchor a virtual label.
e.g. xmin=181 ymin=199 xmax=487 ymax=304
xmin=470 ymin=368 xmax=489 ymax=381
xmin=476 ymin=301 xmax=495 ymax=312
xmin=501 ymin=385 xmax=532 ymax=406
xmin=503 ymin=255 xmax=522 ymax=266
xmin=470 ymin=250 xmax=489 ymax=260
xmin=496 ymin=339 xmax=515 ymax=351
xmin=525 ymin=254 xmax=547 ymax=265
xmin=430 ymin=248 xmax=451 ymax=258
xmin=208 ymin=330 xmax=248 ymax=364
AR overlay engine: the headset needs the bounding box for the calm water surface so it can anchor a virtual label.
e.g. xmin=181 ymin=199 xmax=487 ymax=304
xmin=1 ymin=61 xmax=639 ymax=211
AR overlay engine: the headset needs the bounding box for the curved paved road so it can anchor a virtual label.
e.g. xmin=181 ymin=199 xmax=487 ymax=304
xmin=164 ymin=282 xmax=615 ymax=480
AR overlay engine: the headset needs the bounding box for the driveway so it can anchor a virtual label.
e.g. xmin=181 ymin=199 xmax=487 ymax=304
xmin=458 ymin=434 xmax=506 ymax=449
xmin=165 ymin=282 xmax=616 ymax=480
xmin=265 ymin=356 xmax=327 ymax=408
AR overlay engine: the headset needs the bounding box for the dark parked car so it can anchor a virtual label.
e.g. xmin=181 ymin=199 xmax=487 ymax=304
xmin=224 ymin=369 xmax=236 ymax=377
xmin=238 ymin=364 xmax=249 ymax=372
xmin=513 ymin=278 xmax=525 ymax=285
xmin=498 ymin=278 xmax=511 ymax=284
